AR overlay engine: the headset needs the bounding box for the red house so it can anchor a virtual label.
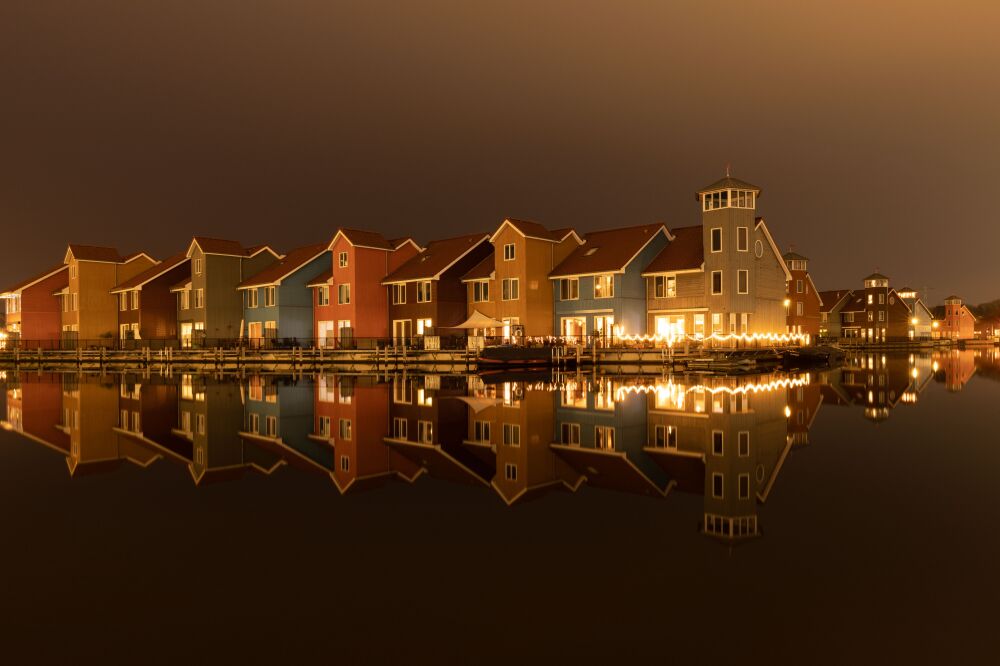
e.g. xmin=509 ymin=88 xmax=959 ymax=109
xmin=0 ymin=263 xmax=69 ymax=349
xmin=311 ymin=229 xmax=422 ymax=347
xmin=937 ymin=296 xmax=976 ymax=340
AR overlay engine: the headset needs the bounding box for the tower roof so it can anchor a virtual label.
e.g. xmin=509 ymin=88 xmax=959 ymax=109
xmin=782 ymin=251 xmax=809 ymax=261
xmin=865 ymin=272 xmax=889 ymax=281
xmin=696 ymin=175 xmax=761 ymax=200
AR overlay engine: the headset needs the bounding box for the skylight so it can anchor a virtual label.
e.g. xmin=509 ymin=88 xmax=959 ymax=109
xmin=584 ymin=248 xmax=599 ymax=256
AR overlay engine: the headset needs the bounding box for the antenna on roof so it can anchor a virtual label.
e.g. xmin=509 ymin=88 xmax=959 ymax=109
xmin=725 ymin=163 xmax=731 ymax=178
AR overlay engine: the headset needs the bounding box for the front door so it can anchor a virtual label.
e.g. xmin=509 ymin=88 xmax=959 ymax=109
xmin=248 ymin=322 xmax=263 ymax=348
xmin=594 ymin=315 xmax=615 ymax=344
xmin=393 ymin=319 xmax=411 ymax=346
xmin=562 ymin=317 xmax=585 ymax=344
xmin=317 ymin=321 xmax=335 ymax=348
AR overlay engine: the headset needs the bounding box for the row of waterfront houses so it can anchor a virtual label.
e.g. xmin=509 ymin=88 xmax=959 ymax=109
xmin=0 ymin=174 xmax=989 ymax=349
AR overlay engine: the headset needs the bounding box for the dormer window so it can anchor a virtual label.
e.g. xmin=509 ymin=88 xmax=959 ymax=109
xmin=702 ymin=189 xmax=756 ymax=211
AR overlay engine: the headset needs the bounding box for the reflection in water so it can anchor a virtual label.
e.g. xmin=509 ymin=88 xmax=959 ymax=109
xmin=2 ymin=349 xmax=998 ymax=545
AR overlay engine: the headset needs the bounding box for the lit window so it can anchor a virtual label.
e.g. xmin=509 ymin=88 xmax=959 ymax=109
xmin=594 ymin=274 xmax=614 ymax=299
xmin=654 ymin=275 xmax=676 ymax=299
xmin=595 ymin=426 xmax=615 ymax=450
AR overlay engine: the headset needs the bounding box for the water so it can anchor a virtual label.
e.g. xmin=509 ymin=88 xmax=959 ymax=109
xmin=1 ymin=349 xmax=998 ymax=664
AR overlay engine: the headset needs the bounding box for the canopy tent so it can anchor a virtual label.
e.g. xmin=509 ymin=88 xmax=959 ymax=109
xmin=455 ymin=310 xmax=504 ymax=330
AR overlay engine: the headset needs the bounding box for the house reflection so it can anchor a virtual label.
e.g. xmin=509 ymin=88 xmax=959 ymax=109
xmin=932 ymin=349 xmax=977 ymax=391
xmin=2 ymin=372 xmax=71 ymax=458
xmin=824 ymin=353 xmax=934 ymax=421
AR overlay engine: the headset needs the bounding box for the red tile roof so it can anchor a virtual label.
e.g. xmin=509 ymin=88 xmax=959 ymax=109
xmin=238 ymin=243 xmax=328 ymax=288
xmin=111 ymin=253 xmax=190 ymax=293
xmin=462 ymin=252 xmax=495 ymax=281
xmin=67 ymin=244 xmax=124 ymax=263
xmin=549 ymin=224 xmax=668 ymax=278
xmin=2 ymin=263 xmax=68 ymax=295
xmin=384 ymin=233 xmax=490 ymax=283
xmin=643 ymin=225 xmax=704 ymax=274
xmin=306 ymin=268 xmax=333 ymax=288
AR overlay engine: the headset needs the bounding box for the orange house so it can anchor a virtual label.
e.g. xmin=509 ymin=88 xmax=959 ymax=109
xmin=783 ymin=251 xmax=822 ymax=336
xmin=313 ymin=229 xmax=422 ymax=346
xmin=59 ymin=245 xmax=157 ymax=347
xmin=461 ymin=218 xmax=581 ymax=339
xmin=1 ymin=263 xmax=68 ymax=349
xmin=937 ymin=296 xmax=976 ymax=340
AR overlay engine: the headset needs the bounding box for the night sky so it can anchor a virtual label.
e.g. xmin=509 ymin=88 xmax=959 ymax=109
xmin=2 ymin=1 xmax=998 ymax=302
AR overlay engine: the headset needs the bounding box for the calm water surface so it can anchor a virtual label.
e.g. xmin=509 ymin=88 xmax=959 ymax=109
xmin=1 ymin=349 xmax=998 ymax=664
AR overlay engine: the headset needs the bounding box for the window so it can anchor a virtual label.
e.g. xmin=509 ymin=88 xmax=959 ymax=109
xmin=560 ymin=278 xmax=579 ymax=301
xmin=265 ymin=416 xmax=277 ymax=437
xmin=711 ymin=271 xmax=723 ymax=295
xmin=879 ymin=293 xmax=885 ymax=305
xmin=503 ymin=243 xmax=515 ymax=261
xmin=738 ymin=431 xmax=750 ymax=457
xmin=392 ymin=417 xmax=408 ymax=439
xmin=417 ymin=281 xmax=432 ymax=303
xmin=712 ymin=473 xmax=724 ymax=499
xmin=472 ymin=281 xmax=489 ymax=302
xmin=194 ymin=289 xmax=204 ymax=308
xmin=70 ymin=264 xmax=77 ymax=279
xmin=654 ymin=275 xmax=676 ymax=299
xmin=504 ymin=463 xmax=517 ymax=481
xmin=796 ymin=302 xmax=804 ymax=316
xmin=868 ymin=311 xmax=874 ymax=322
xmin=339 ymin=418 xmax=352 ymax=440
xmin=561 ymin=422 xmax=581 ymax=445
xmin=391 ymin=284 xmax=406 ymax=304
xmin=180 ymin=290 xmax=190 ymax=310
xmin=739 ymin=474 xmax=750 ymax=500
xmin=594 ymin=274 xmax=614 ymax=299
xmin=196 ymin=413 xmax=205 ymax=436
xmin=338 ymin=251 xmax=348 ymax=268
xmin=318 ymin=416 xmax=331 ymax=438
xmin=264 ymin=321 xmax=277 ymax=338
xmin=131 ymin=411 xmax=142 ymax=433
xmin=416 ymin=318 xmax=432 ymax=335
xmin=417 ymin=420 xmax=433 ymax=443
xmin=845 ymin=312 xmax=854 ymax=323
xmin=796 ymin=279 xmax=804 ymax=293
xmin=595 ymin=425 xmax=615 ymax=450
xmin=247 ymin=289 xmax=259 ymax=308
xmin=737 ymin=270 xmax=748 ymax=294
xmin=878 ymin=310 xmax=885 ymax=322
xmin=867 ymin=294 xmax=873 ymax=305
xmin=501 ymin=278 xmax=519 ymax=301
xmin=194 ymin=258 xmax=203 ymax=275
xmin=317 ymin=286 xmax=329 ymax=306
xmin=473 ymin=420 xmax=491 ymax=443
xmin=654 ymin=425 xmax=677 ymax=448
xmin=737 ymin=226 xmax=748 ymax=252
xmin=119 ymin=293 xmax=129 ymax=311
xmin=340 ymin=455 xmax=350 ymax=472
xmin=264 ymin=287 xmax=276 ymax=307
xmin=502 ymin=423 xmax=520 ymax=447
xmin=712 ymin=312 xmax=723 ymax=333
xmin=711 ymin=228 xmax=722 ymax=253
xmin=338 ymin=284 xmax=351 ymax=304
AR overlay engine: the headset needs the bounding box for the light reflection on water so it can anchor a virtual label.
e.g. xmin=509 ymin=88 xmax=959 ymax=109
xmin=1 ymin=348 xmax=996 ymax=544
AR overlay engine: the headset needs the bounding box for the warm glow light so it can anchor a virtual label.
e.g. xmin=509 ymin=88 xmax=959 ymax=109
xmin=932 ymin=361 xmax=940 ymax=372
xmin=932 ymin=321 xmax=940 ymax=329
xmin=614 ymin=330 xmax=811 ymax=347
xmin=911 ymin=318 xmax=918 ymax=325
xmin=784 ymin=406 xmax=792 ymax=418
xmin=783 ymin=298 xmax=791 ymax=307
xmin=615 ymin=375 xmax=811 ymax=401
xmin=911 ymin=368 xmax=919 ymax=379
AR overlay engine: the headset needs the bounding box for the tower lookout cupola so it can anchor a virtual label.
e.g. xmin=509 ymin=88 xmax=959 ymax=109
xmin=696 ymin=174 xmax=762 ymax=212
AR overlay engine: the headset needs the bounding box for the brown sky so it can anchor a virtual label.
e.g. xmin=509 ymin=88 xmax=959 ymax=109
xmin=1 ymin=0 xmax=998 ymax=303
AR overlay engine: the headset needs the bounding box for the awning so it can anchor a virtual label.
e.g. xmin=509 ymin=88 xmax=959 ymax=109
xmin=454 ymin=396 xmax=502 ymax=413
xmin=455 ymin=310 xmax=504 ymax=330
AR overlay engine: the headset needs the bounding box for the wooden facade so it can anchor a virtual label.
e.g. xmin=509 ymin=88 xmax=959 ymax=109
xmin=0 ymin=264 xmax=68 ymax=347
xmin=110 ymin=253 xmax=191 ymax=343
xmin=783 ymin=252 xmax=822 ymax=336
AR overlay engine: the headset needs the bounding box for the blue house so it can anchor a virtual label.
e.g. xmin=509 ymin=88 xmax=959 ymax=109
xmin=238 ymin=243 xmax=330 ymax=346
xmin=549 ymin=223 xmax=672 ymax=342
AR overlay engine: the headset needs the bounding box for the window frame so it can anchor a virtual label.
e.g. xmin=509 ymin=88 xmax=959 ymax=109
xmin=711 ymin=271 xmax=723 ymax=296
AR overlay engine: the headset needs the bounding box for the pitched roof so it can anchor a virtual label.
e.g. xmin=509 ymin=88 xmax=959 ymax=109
xmin=782 ymin=251 xmax=809 ymax=261
xmin=122 ymin=251 xmax=155 ymax=263
xmin=841 ymin=293 xmax=867 ymax=313
xmin=332 ymin=228 xmax=395 ymax=250
xmin=190 ymin=237 xmax=247 ymax=257
xmin=462 ymin=253 xmax=495 ymax=282
xmin=238 ymin=243 xmax=328 ymax=288
xmin=643 ymin=225 xmax=704 ymax=274
xmin=819 ymin=289 xmax=853 ymax=313
xmin=549 ymin=224 xmax=669 ymax=279
xmin=696 ymin=175 xmax=761 ymax=198
xmin=865 ymin=272 xmax=889 ymax=281
xmin=491 ymin=218 xmax=576 ymax=243
xmin=389 ymin=237 xmax=421 ymax=251
xmin=1 ymin=263 xmax=68 ymax=295
xmin=111 ymin=253 xmax=190 ymax=293
xmin=66 ymin=244 xmax=124 ymax=263
xmin=306 ymin=268 xmax=333 ymax=288
xmin=383 ymin=233 xmax=490 ymax=283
